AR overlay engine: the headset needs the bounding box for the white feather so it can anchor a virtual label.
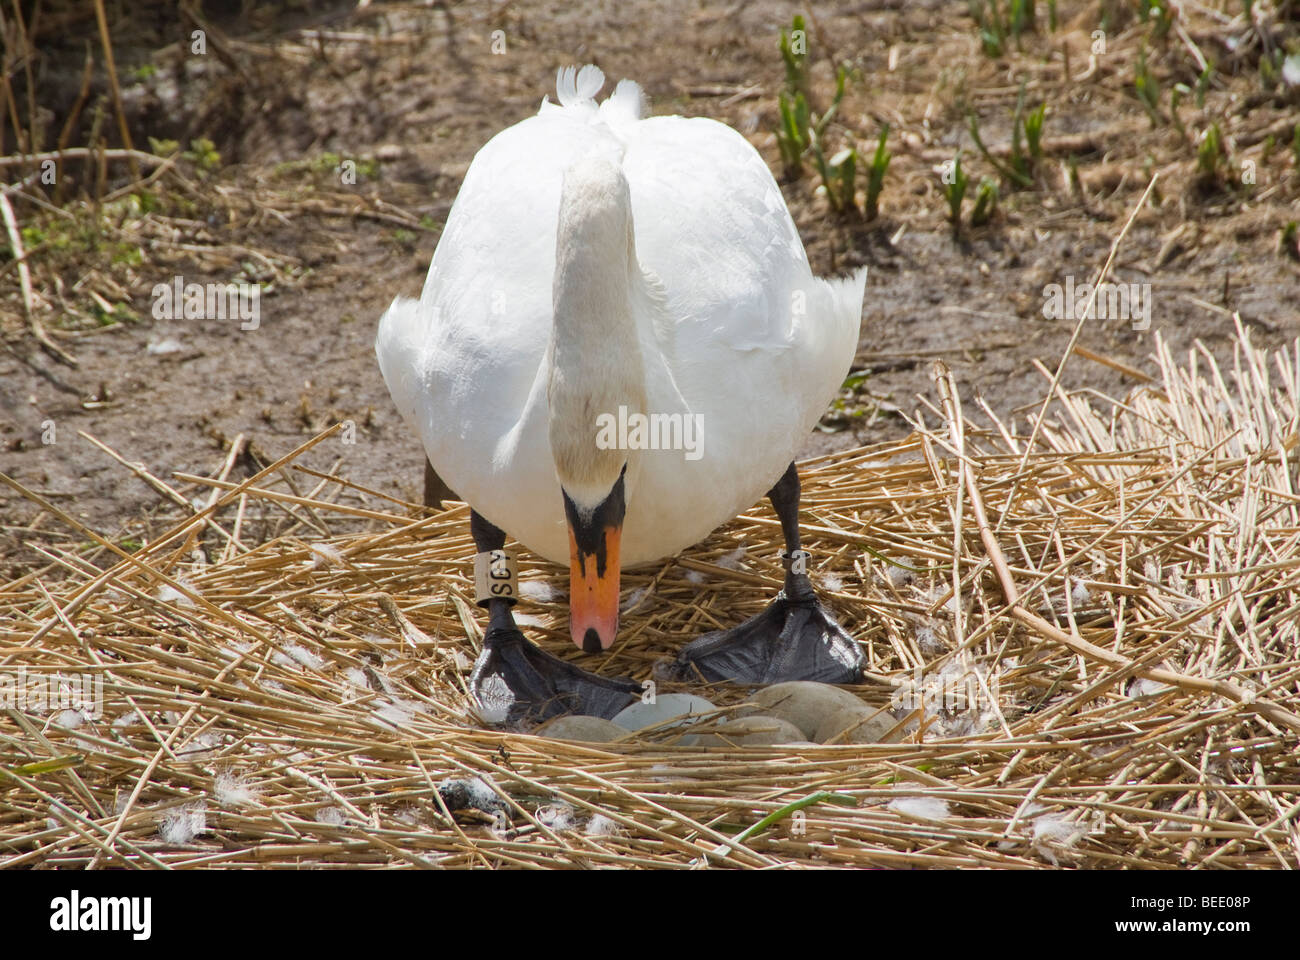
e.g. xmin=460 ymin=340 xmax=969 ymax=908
xmin=155 ymin=579 xmax=196 ymax=608
xmin=584 ymin=813 xmax=622 ymax=837
xmin=717 ymin=545 xmax=748 ymax=570
xmin=620 ymin=585 xmax=650 ymax=613
xmin=215 ymin=771 xmax=260 ymax=807
xmin=598 ymin=78 xmax=644 ymax=129
xmin=160 ymin=801 xmax=208 ymax=844
xmin=556 ymin=64 xmax=605 ymax=106
xmin=518 ymin=580 xmax=560 ymax=602
xmin=888 ymin=796 xmax=951 ymax=820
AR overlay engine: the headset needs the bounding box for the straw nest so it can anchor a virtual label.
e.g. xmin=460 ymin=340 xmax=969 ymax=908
xmin=3 ymin=317 xmax=1299 ymax=870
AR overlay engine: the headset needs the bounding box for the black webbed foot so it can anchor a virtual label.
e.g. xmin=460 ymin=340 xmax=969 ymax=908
xmin=466 ymin=510 xmax=640 ymax=725
xmin=666 ymin=570 xmax=863 ymax=686
xmin=470 ymin=626 xmax=641 ymax=725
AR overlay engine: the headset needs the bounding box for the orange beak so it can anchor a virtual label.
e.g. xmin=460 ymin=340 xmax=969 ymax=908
xmin=562 ymin=470 xmax=627 ymax=654
xmin=568 ymin=521 xmax=621 ymax=652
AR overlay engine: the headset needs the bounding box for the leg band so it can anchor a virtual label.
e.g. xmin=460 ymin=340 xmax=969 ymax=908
xmin=781 ymin=549 xmax=811 ymax=574
xmin=475 ymin=550 xmax=518 ymax=607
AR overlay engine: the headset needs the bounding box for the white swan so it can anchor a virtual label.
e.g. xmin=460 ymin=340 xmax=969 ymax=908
xmin=376 ymin=66 xmax=866 ymax=720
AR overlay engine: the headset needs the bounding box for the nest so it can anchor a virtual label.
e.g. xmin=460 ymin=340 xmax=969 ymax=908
xmin=3 ymin=317 xmax=1299 ymax=869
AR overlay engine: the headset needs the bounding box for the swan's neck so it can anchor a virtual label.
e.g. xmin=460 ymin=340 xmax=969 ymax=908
xmin=547 ymin=165 xmax=649 ymax=512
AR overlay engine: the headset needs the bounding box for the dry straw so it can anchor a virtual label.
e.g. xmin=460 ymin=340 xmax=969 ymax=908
xmin=3 ymin=315 xmax=1299 ymax=869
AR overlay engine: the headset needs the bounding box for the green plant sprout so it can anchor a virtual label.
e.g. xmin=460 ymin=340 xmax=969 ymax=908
xmin=1196 ymin=122 xmax=1225 ymax=182
xmin=1281 ymin=221 xmax=1299 ymax=262
xmin=970 ymin=176 xmax=999 ymax=226
xmin=968 ymin=84 xmax=1043 ymax=190
xmin=779 ymin=14 xmax=810 ymax=102
xmin=183 ymin=138 xmax=222 ymax=173
xmin=943 ymin=152 xmax=970 ymax=235
xmin=969 ymin=0 xmax=1034 ymax=57
xmin=864 ymin=124 xmax=891 ymax=221
xmin=1135 ymin=46 xmax=1163 ymax=126
xmin=1196 ymin=62 xmax=1213 ymax=108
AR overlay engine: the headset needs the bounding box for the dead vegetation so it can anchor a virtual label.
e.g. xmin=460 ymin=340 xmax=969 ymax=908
xmin=3 ymin=312 xmax=1299 ymax=868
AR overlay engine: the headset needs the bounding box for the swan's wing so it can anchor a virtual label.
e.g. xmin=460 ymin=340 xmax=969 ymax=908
xmin=621 ymin=116 xmax=819 ymax=351
xmin=374 ymin=296 xmax=426 ymax=428
xmin=622 ymin=114 xmax=864 ymax=439
xmin=376 ymin=104 xmax=624 ymax=470
xmin=616 ymin=114 xmax=865 ymax=547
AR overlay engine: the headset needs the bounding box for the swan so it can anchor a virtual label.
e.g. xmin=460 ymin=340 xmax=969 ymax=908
xmin=376 ymin=65 xmax=867 ymax=723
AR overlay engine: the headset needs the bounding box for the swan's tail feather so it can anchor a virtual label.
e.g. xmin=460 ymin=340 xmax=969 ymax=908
xmin=828 ymin=265 xmax=868 ymax=370
xmin=556 ymin=64 xmax=605 ymax=107
xmin=801 ymin=266 xmax=867 ymax=428
xmin=543 ymin=67 xmax=642 ymax=133
xmin=374 ymin=296 xmax=426 ymax=426
xmin=599 ymin=78 xmax=645 ymax=128
xmin=829 ymin=267 xmax=869 ymax=339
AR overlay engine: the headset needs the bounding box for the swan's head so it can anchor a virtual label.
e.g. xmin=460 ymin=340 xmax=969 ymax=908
xmin=549 ymin=155 xmax=645 ymax=653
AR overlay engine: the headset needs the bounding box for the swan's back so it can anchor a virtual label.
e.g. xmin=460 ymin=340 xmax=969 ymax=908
xmin=376 ymin=66 xmax=864 ymax=565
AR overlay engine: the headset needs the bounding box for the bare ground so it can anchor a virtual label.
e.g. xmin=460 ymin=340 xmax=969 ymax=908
xmin=2 ymin=0 xmax=1299 ymax=573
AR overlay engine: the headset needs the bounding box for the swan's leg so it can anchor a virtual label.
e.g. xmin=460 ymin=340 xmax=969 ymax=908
xmin=423 ymin=459 xmax=457 ymax=510
xmin=669 ymin=462 xmax=865 ymax=685
xmin=466 ymin=510 xmax=641 ymax=724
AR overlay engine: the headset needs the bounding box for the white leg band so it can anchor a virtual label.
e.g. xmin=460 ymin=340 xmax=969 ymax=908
xmin=475 ymin=550 xmax=518 ymax=606
xmin=781 ymin=549 xmax=810 ymax=574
